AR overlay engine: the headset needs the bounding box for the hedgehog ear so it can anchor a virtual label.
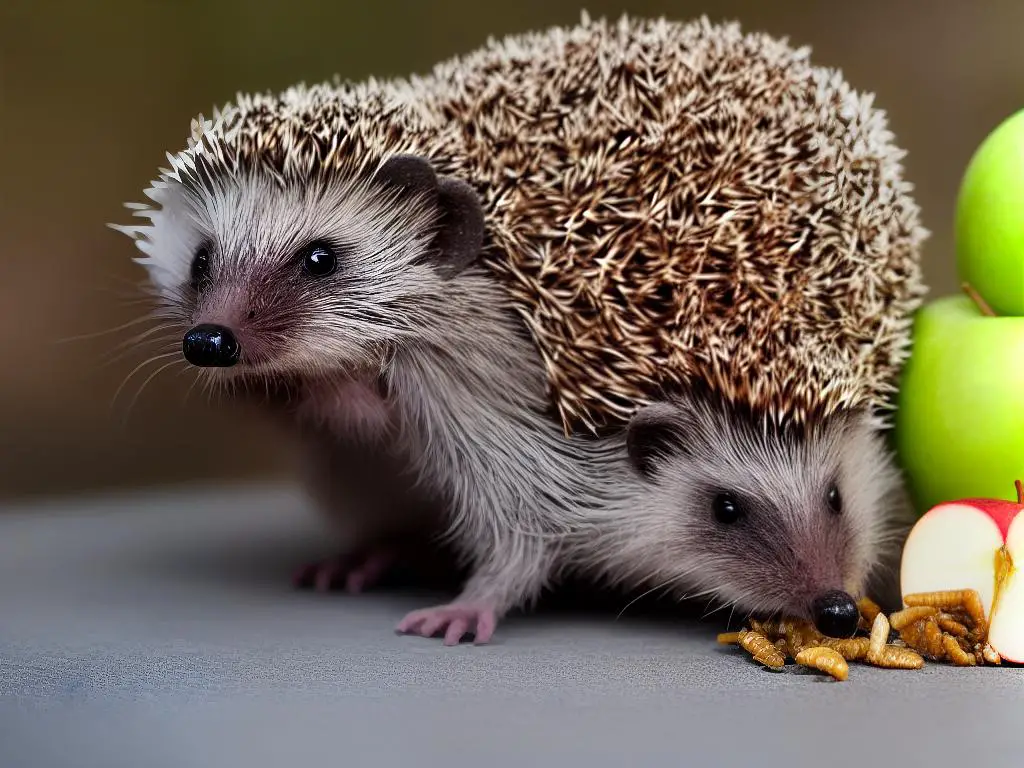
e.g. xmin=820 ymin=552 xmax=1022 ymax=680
xmin=374 ymin=154 xmax=485 ymax=280
xmin=626 ymin=402 xmax=690 ymax=481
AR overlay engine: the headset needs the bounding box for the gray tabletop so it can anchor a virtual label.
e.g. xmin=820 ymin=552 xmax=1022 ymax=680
xmin=1 ymin=483 xmax=1022 ymax=767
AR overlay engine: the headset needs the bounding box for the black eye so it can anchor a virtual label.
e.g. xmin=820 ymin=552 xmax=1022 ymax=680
xmin=300 ymin=241 xmax=338 ymax=278
xmin=712 ymin=492 xmax=744 ymax=525
xmin=190 ymin=245 xmax=211 ymax=289
xmin=826 ymin=484 xmax=842 ymax=515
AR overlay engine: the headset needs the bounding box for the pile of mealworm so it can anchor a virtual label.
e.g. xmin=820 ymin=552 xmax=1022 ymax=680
xmin=718 ymin=589 xmax=1001 ymax=681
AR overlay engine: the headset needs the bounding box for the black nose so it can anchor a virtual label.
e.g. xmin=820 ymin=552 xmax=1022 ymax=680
xmin=811 ymin=590 xmax=860 ymax=638
xmin=182 ymin=324 xmax=240 ymax=367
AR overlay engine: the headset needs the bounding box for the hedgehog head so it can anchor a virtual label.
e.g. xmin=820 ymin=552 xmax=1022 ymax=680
xmin=113 ymin=91 xmax=484 ymax=384
xmin=623 ymin=390 xmax=907 ymax=632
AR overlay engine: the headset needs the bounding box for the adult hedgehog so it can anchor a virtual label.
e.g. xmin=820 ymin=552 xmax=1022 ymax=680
xmin=114 ymin=14 xmax=928 ymax=644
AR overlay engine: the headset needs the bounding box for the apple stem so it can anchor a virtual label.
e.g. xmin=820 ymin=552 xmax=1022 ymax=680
xmin=1016 ymin=479 xmax=1023 ymax=505
xmin=962 ymin=282 xmax=997 ymax=317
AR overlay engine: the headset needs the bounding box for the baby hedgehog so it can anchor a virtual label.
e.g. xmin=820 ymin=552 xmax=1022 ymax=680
xmin=114 ymin=14 xmax=927 ymax=644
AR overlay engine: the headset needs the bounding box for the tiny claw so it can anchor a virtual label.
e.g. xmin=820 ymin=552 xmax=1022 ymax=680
xmin=444 ymin=618 xmax=470 ymax=646
xmin=344 ymin=572 xmax=366 ymax=594
xmin=314 ymin=564 xmax=340 ymax=592
xmin=395 ymin=611 xmax=425 ymax=634
xmin=474 ymin=611 xmax=497 ymax=644
xmin=419 ymin=614 xmax=449 ymax=638
xmin=294 ymin=548 xmax=396 ymax=594
xmin=396 ymin=602 xmax=497 ymax=645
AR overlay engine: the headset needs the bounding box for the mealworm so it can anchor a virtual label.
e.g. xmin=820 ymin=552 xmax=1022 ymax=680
xmin=889 ymin=605 xmax=937 ymax=631
xmin=738 ymin=629 xmax=786 ymax=668
xmin=819 ymin=636 xmax=871 ymax=661
xmin=942 ymin=634 xmax=976 ymax=666
xmin=857 ymin=596 xmax=882 ymax=629
xmin=795 ymin=646 xmax=849 ymax=681
xmin=904 ymin=590 xmax=987 ymax=636
xmin=867 ymin=612 xmax=889 ymax=663
xmin=935 ymin=613 xmax=969 ymax=638
xmin=900 ymin=617 xmax=946 ymax=659
xmin=870 ymin=644 xmax=925 ymax=669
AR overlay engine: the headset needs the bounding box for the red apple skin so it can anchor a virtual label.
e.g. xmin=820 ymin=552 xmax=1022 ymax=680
xmin=946 ymin=498 xmax=1022 ymax=541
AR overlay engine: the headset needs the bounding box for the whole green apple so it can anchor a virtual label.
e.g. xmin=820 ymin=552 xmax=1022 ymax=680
xmin=895 ymin=292 xmax=1024 ymax=515
xmin=955 ymin=107 xmax=1024 ymax=317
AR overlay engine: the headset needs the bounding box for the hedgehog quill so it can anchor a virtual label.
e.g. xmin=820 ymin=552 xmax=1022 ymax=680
xmin=113 ymin=14 xmax=927 ymax=645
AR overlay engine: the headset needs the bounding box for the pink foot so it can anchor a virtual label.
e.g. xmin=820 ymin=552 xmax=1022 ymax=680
xmin=396 ymin=602 xmax=498 ymax=646
xmin=293 ymin=548 xmax=397 ymax=594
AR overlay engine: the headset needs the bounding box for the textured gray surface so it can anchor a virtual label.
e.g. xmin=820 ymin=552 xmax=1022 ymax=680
xmin=1 ymin=483 xmax=1023 ymax=767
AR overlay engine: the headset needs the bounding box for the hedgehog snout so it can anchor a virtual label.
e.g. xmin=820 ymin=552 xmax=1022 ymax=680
xmin=182 ymin=324 xmax=241 ymax=367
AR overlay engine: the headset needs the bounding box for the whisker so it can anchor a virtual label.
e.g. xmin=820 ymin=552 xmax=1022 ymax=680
xmin=112 ymin=323 xmax=182 ymax=349
xmin=56 ymin=324 xmax=121 ymax=347
xmin=99 ymin=337 xmax=180 ymax=370
xmin=110 ymin=351 xmax=181 ymax=413
xmin=102 ymin=326 xmax=182 ymax=361
xmin=181 ymin=369 xmax=203 ymax=408
xmin=120 ymin=359 xmax=184 ymax=425
xmin=673 ymin=583 xmax=722 ymax=611
xmin=701 ymin=597 xmax=738 ymax=622
xmin=202 ymin=374 xmax=221 ymax=406
xmin=55 ymin=315 xmax=168 ymax=345
xmin=615 ymin=572 xmax=688 ymax=621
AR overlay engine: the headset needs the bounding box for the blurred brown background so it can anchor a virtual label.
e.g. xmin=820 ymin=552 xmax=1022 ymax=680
xmin=1 ymin=0 xmax=1020 ymax=501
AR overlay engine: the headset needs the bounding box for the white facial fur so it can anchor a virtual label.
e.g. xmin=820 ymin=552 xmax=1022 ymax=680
xmin=122 ymin=168 xmax=449 ymax=379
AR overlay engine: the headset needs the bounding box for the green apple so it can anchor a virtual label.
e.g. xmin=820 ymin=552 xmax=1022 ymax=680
xmin=894 ymin=292 xmax=1024 ymax=514
xmin=955 ymin=107 xmax=1024 ymax=317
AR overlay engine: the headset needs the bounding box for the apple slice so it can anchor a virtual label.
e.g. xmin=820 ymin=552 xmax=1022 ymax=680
xmin=900 ymin=480 xmax=1023 ymax=663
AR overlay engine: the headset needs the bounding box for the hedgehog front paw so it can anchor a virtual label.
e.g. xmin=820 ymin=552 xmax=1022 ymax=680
xmin=293 ymin=547 xmax=397 ymax=594
xmin=396 ymin=601 xmax=497 ymax=646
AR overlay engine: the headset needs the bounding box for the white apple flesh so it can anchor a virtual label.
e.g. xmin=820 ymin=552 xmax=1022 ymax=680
xmin=900 ymin=481 xmax=1023 ymax=663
